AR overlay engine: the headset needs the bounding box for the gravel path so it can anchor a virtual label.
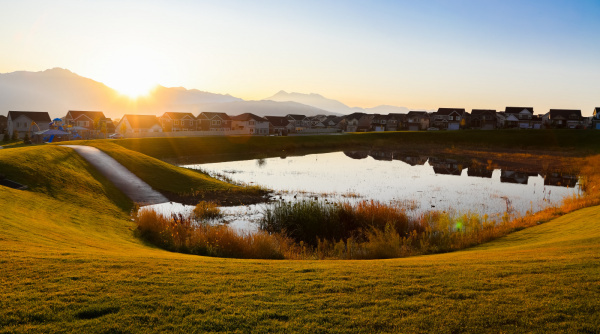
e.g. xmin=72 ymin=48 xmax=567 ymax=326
xmin=62 ymin=145 xmax=169 ymax=205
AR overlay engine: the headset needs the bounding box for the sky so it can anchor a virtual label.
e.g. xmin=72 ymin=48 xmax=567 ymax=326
xmin=1 ymin=0 xmax=599 ymax=114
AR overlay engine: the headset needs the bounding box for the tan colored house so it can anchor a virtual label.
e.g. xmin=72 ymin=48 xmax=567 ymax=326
xmin=116 ymin=115 xmax=163 ymax=134
xmin=432 ymin=108 xmax=467 ymax=130
xmin=196 ymin=112 xmax=232 ymax=131
xmin=231 ymin=113 xmax=269 ymax=135
xmin=264 ymin=116 xmax=293 ymax=135
xmin=63 ymin=110 xmax=114 ymax=136
xmin=406 ymin=111 xmax=429 ymax=131
xmin=345 ymin=113 xmax=373 ymax=132
xmin=6 ymin=111 xmax=51 ymax=138
xmin=159 ymin=112 xmax=196 ymax=132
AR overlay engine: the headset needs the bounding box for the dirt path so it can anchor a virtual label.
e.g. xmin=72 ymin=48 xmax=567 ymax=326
xmin=62 ymin=145 xmax=169 ymax=205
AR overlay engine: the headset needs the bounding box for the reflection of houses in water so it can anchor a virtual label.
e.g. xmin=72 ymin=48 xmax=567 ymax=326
xmin=429 ymin=157 xmax=463 ymax=175
xmin=542 ymin=172 xmax=578 ymax=188
xmin=467 ymin=166 xmax=493 ymax=178
xmin=343 ymin=151 xmax=370 ymax=160
xmin=393 ymin=154 xmax=428 ymax=166
xmin=500 ymin=170 xmax=538 ymax=184
xmin=369 ymin=151 xmax=393 ymax=161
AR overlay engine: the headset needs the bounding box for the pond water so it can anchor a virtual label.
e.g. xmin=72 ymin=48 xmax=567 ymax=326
xmin=148 ymin=150 xmax=581 ymax=233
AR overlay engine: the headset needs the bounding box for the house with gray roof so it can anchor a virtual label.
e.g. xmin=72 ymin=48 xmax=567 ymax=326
xmin=470 ymin=109 xmax=497 ymax=130
xmin=7 ymin=111 xmax=51 ymax=138
xmin=232 ymin=113 xmax=269 ymax=135
xmin=504 ymin=107 xmax=535 ymax=128
xmin=159 ymin=112 xmax=197 ymax=132
xmin=196 ymin=112 xmax=232 ymax=131
xmin=116 ymin=115 xmax=163 ymax=134
xmin=432 ymin=108 xmax=467 ymax=130
xmin=542 ymin=109 xmax=582 ymax=129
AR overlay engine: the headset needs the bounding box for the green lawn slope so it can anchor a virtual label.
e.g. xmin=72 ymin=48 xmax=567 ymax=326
xmin=68 ymin=130 xmax=600 ymax=163
xmin=1 ymin=144 xmax=599 ymax=333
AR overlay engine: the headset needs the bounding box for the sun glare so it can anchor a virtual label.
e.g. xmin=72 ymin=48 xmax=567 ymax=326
xmin=101 ymin=49 xmax=159 ymax=99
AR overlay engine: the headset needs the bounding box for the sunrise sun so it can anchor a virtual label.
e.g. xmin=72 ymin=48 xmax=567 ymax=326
xmin=101 ymin=48 xmax=158 ymax=98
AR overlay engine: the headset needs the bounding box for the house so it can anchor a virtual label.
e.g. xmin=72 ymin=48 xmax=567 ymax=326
xmin=394 ymin=154 xmax=428 ymax=166
xmin=344 ymin=112 xmax=373 ymax=132
xmin=370 ymin=114 xmax=389 ymax=131
xmin=264 ymin=116 xmax=292 ymax=135
xmin=496 ymin=112 xmax=519 ymax=128
xmin=406 ymin=111 xmax=430 ymax=131
xmin=196 ymin=112 xmax=232 ymax=131
xmin=467 ymin=165 xmax=493 ymax=178
xmin=6 ymin=111 xmax=51 ymax=138
xmin=429 ymin=157 xmax=463 ymax=175
xmin=369 ymin=151 xmax=393 ymax=161
xmin=323 ymin=115 xmax=345 ymax=129
xmin=531 ymin=115 xmax=543 ymax=129
xmin=116 ymin=115 xmax=163 ymax=134
xmin=593 ymin=107 xmax=600 ymax=130
xmin=231 ymin=113 xmax=269 ymax=135
xmin=387 ymin=113 xmax=407 ymax=131
xmin=64 ymin=110 xmax=109 ymax=130
xmin=286 ymin=114 xmax=310 ymax=132
xmin=159 ymin=112 xmax=196 ymax=132
xmin=504 ymin=107 xmax=535 ymax=129
xmin=344 ymin=151 xmax=369 ymax=160
xmin=432 ymin=108 xmax=467 ymax=130
xmin=0 ymin=115 xmax=7 ymax=134
xmin=470 ymin=109 xmax=497 ymax=130
xmin=500 ymin=170 xmax=537 ymax=184
xmin=63 ymin=110 xmax=115 ymax=137
xmin=307 ymin=115 xmax=326 ymax=129
xmin=542 ymin=109 xmax=582 ymax=129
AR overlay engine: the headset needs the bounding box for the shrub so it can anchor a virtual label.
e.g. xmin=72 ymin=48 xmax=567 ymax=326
xmin=11 ymin=130 xmax=18 ymax=141
xmin=2 ymin=132 xmax=9 ymax=142
xmin=260 ymin=200 xmax=412 ymax=246
xmin=192 ymin=201 xmax=222 ymax=221
xmin=134 ymin=208 xmax=288 ymax=259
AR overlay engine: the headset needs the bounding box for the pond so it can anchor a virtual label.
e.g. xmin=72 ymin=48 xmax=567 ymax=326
xmin=162 ymin=150 xmax=581 ymax=232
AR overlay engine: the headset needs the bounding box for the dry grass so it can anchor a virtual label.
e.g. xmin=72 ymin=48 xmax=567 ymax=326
xmin=192 ymin=201 xmax=223 ymax=220
xmin=134 ymin=208 xmax=292 ymax=259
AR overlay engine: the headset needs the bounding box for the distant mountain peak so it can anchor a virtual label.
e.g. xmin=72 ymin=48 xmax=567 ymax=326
xmin=42 ymin=67 xmax=77 ymax=76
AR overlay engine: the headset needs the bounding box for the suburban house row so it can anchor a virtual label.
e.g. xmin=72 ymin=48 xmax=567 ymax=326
xmin=2 ymin=107 xmax=600 ymax=139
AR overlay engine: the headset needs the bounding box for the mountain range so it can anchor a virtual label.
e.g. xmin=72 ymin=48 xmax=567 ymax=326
xmin=0 ymin=68 xmax=421 ymax=119
xmin=264 ymin=91 xmax=417 ymax=115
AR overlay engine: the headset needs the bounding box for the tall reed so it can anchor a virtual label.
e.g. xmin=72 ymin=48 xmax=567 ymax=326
xmin=134 ymin=208 xmax=291 ymax=259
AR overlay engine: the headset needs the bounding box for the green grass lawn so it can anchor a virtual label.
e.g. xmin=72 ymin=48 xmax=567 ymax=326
xmin=1 ymin=141 xmax=599 ymax=333
xmin=68 ymin=130 xmax=600 ymax=163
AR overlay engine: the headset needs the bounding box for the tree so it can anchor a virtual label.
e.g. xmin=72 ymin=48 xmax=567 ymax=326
xmin=11 ymin=130 xmax=19 ymax=141
xmin=23 ymin=132 xmax=30 ymax=143
xmin=2 ymin=132 xmax=9 ymax=142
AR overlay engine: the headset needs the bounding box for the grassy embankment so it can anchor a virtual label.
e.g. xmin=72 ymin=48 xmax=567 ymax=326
xmin=1 ymin=132 xmax=599 ymax=331
xmin=0 ymin=143 xmax=599 ymax=332
xmin=71 ymin=132 xmax=600 ymax=260
xmin=69 ymin=130 xmax=600 ymax=164
xmin=70 ymin=141 xmax=267 ymax=205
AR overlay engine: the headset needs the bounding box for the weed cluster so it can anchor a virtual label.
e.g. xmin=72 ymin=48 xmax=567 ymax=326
xmin=134 ymin=207 xmax=292 ymax=259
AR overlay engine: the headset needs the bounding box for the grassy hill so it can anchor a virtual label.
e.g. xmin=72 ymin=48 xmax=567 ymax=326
xmin=68 ymin=130 xmax=600 ymax=164
xmin=1 ymin=143 xmax=599 ymax=333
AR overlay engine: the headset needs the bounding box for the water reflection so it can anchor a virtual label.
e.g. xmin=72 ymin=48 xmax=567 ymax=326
xmin=184 ymin=150 xmax=581 ymax=219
